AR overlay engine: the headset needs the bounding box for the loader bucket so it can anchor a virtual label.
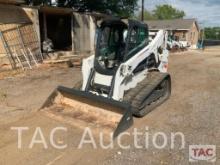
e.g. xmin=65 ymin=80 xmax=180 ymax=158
xmin=40 ymin=86 xmax=133 ymax=138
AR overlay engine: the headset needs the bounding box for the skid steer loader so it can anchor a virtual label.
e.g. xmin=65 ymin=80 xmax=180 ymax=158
xmin=41 ymin=19 xmax=171 ymax=138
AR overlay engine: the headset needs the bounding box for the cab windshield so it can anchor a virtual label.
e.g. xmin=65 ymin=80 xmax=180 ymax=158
xmin=97 ymin=25 xmax=127 ymax=69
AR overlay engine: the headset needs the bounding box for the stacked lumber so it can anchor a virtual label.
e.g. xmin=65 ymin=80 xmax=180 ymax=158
xmin=43 ymin=53 xmax=89 ymax=68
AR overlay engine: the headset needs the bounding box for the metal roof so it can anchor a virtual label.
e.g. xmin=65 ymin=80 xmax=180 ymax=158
xmin=0 ymin=0 xmax=25 ymax=5
xmin=0 ymin=4 xmax=31 ymax=24
xmin=145 ymin=19 xmax=199 ymax=30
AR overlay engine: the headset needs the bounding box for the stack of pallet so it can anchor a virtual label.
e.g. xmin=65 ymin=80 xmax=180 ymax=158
xmin=43 ymin=54 xmax=88 ymax=68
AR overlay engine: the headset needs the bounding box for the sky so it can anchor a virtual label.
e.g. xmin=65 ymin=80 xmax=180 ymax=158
xmin=138 ymin=0 xmax=220 ymax=27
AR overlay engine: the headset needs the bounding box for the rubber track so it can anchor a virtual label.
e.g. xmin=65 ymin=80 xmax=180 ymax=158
xmin=123 ymin=71 xmax=170 ymax=117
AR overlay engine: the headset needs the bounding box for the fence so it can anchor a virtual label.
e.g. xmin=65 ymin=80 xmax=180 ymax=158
xmin=203 ymin=39 xmax=220 ymax=46
xmin=0 ymin=23 xmax=43 ymax=69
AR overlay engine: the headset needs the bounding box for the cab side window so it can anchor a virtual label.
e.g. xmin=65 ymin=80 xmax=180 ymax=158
xmin=126 ymin=26 xmax=148 ymax=60
xmin=127 ymin=27 xmax=138 ymax=52
xmin=137 ymin=28 xmax=148 ymax=45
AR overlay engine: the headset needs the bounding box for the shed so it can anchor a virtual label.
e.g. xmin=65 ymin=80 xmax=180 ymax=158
xmin=0 ymin=3 xmax=110 ymax=69
xmin=38 ymin=6 xmax=97 ymax=54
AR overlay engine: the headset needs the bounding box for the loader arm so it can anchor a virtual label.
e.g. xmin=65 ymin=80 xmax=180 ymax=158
xmin=112 ymin=30 xmax=169 ymax=100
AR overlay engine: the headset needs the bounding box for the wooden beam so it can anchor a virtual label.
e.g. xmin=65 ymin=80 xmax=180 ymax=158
xmin=71 ymin=13 xmax=75 ymax=52
xmin=43 ymin=12 xmax=47 ymax=40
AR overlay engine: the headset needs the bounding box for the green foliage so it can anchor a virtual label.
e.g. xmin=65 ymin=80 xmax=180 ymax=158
xmin=153 ymin=5 xmax=185 ymax=20
xmin=25 ymin=0 xmax=138 ymax=17
xmin=137 ymin=4 xmax=185 ymax=21
xmin=204 ymin=27 xmax=220 ymax=40
xmin=137 ymin=10 xmax=156 ymax=20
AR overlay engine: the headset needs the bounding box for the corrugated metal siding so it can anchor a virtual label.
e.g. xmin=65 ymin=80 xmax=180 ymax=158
xmin=72 ymin=13 xmax=95 ymax=54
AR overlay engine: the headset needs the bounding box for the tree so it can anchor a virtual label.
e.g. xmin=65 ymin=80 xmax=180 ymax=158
xmin=136 ymin=5 xmax=185 ymax=21
xmin=137 ymin=10 xmax=156 ymax=20
xmin=25 ymin=0 xmax=138 ymax=17
xmin=153 ymin=5 xmax=185 ymax=20
xmin=204 ymin=27 xmax=220 ymax=40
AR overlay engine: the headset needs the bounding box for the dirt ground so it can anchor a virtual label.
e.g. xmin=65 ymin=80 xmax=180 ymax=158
xmin=0 ymin=48 xmax=219 ymax=165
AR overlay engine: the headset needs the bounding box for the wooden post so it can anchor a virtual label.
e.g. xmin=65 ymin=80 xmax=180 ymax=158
xmin=43 ymin=12 xmax=47 ymax=40
xmin=71 ymin=13 xmax=75 ymax=53
xmin=141 ymin=0 xmax=144 ymax=21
